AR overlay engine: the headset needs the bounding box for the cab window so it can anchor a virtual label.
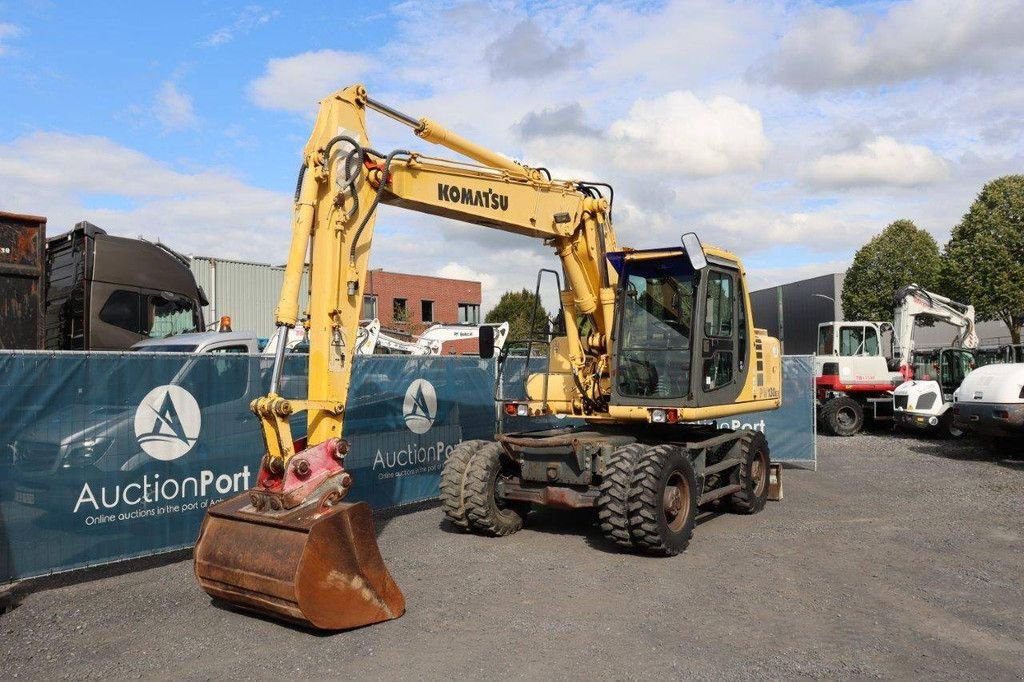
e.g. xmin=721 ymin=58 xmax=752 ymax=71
xmin=863 ymin=326 xmax=879 ymax=356
xmin=616 ymin=256 xmax=696 ymax=399
xmin=817 ymin=325 xmax=834 ymax=355
xmin=702 ymin=271 xmax=735 ymax=391
xmin=99 ymin=290 xmax=143 ymax=332
xmin=839 ymin=326 xmax=864 ymax=356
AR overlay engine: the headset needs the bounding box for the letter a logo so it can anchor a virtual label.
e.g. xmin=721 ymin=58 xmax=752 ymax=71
xmin=402 ymin=379 xmax=437 ymax=434
xmin=134 ymin=385 xmax=202 ymax=461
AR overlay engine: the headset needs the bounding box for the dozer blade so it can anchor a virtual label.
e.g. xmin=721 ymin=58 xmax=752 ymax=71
xmin=194 ymin=492 xmax=405 ymax=630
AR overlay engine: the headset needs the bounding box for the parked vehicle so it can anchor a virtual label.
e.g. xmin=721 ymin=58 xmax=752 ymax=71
xmin=953 ymin=363 xmax=1024 ymax=457
xmin=815 ymin=320 xmax=901 ymax=436
xmin=893 ymin=347 xmax=975 ymax=437
xmin=891 ymin=285 xmax=978 ymax=437
xmin=0 ymin=214 xmax=208 ymax=350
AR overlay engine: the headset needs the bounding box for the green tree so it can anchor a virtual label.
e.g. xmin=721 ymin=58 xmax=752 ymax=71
xmin=485 ymin=289 xmax=550 ymax=342
xmin=942 ymin=175 xmax=1024 ymax=344
xmin=842 ymin=219 xmax=942 ymax=321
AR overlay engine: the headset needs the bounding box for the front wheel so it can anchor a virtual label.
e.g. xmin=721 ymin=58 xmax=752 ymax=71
xmin=627 ymin=445 xmax=698 ymax=556
xmin=463 ymin=443 xmax=527 ymax=537
xmin=439 ymin=440 xmax=486 ymax=530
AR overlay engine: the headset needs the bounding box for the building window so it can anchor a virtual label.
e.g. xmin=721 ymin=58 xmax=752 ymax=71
xmin=362 ymin=294 xmax=378 ymax=319
xmin=393 ymin=298 xmax=408 ymax=322
xmin=421 ymin=300 xmax=434 ymax=323
xmin=458 ymin=303 xmax=480 ymax=325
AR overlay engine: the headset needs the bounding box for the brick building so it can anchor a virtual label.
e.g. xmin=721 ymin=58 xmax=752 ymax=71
xmin=361 ymin=269 xmax=483 ymax=355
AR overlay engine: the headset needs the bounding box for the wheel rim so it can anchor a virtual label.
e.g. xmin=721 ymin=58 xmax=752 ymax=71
xmin=663 ymin=471 xmax=691 ymax=532
xmin=836 ymin=406 xmax=856 ymax=428
xmin=752 ymin=449 xmax=768 ymax=496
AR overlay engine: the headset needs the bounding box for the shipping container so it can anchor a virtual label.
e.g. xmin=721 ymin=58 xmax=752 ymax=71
xmin=0 ymin=211 xmax=47 ymax=349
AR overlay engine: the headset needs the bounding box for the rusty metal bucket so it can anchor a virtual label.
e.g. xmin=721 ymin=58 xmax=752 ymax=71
xmin=194 ymin=492 xmax=405 ymax=630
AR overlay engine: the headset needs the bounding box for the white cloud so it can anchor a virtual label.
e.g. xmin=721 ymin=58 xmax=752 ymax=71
xmin=248 ymin=50 xmax=372 ymax=113
xmin=754 ymin=0 xmax=1024 ymax=91
xmin=805 ymin=136 xmax=950 ymax=188
xmin=153 ymin=81 xmax=198 ymax=131
xmin=0 ymin=132 xmax=289 ymax=259
xmin=608 ymin=91 xmax=771 ymax=176
xmin=745 ymin=260 xmax=849 ymax=292
xmin=699 ymin=208 xmax=873 ymax=251
xmin=203 ymin=5 xmax=278 ymax=47
xmin=0 ymin=22 xmax=21 ymax=55
xmin=435 ymin=262 xmax=499 ymax=311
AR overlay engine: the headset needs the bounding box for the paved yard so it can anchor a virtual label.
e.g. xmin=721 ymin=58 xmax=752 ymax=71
xmin=2 ymin=433 xmax=1023 ymax=680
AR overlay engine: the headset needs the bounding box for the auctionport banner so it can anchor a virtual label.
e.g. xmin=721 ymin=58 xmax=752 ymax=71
xmin=0 ymin=352 xmax=813 ymax=582
xmin=0 ymin=352 xmax=495 ymax=581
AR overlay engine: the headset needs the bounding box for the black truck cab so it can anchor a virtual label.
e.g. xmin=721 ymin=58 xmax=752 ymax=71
xmin=45 ymin=221 xmax=207 ymax=350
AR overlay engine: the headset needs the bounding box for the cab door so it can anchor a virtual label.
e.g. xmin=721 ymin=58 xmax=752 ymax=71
xmin=694 ymin=266 xmax=749 ymax=406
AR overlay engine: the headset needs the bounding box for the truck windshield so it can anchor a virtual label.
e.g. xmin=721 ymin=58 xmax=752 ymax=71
xmin=150 ymin=297 xmax=198 ymax=338
xmin=616 ymin=256 xmax=695 ymax=399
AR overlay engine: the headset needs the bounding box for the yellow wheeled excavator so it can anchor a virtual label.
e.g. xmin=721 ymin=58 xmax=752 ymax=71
xmin=193 ymin=84 xmax=783 ymax=630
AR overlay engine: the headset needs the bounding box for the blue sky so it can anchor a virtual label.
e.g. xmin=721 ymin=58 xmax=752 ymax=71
xmin=1 ymin=1 xmax=1022 ymax=310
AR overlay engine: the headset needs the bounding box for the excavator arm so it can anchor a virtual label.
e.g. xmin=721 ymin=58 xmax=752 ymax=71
xmin=892 ymin=284 xmax=979 ymax=374
xmin=195 ymin=85 xmax=622 ymax=630
xmin=258 ymin=84 xmax=617 ymax=470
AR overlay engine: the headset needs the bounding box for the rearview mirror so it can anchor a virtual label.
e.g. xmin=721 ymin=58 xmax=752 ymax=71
xmin=681 ymin=232 xmax=708 ymax=270
xmin=478 ymin=324 xmax=495 ymax=359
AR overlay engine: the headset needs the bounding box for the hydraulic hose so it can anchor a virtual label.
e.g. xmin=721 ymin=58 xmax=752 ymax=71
xmin=348 ymin=149 xmax=411 ymax=266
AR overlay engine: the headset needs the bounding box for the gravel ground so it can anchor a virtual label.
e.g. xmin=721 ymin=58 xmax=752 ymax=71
xmin=2 ymin=432 xmax=1023 ymax=681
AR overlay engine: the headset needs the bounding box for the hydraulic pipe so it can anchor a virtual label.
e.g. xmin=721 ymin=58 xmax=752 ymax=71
xmin=275 ymin=165 xmax=316 ymax=327
xmin=268 ymin=325 xmax=289 ymax=395
xmin=415 ymin=118 xmax=533 ymax=179
xmin=364 ymin=96 xmax=534 ymax=180
xmin=365 ymin=97 xmax=421 ymax=130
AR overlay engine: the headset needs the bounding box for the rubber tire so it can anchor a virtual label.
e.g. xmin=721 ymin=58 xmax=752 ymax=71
xmin=726 ymin=431 xmax=770 ymax=514
xmin=464 ymin=443 xmax=526 ymax=537
xmin=821 ymin=396 xmax=863 ymax=437
xmin=940 ymin=412 xmax=965 ymax=439
xmin=596 ymin=443 xmax=646 ymax=549
xmin=627 ymin=445 xmax=698 ymax=557
xmin=439 ymin=439 xmax=486 ymax=530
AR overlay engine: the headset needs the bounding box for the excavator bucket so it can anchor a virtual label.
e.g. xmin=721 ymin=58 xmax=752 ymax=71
xmin=194 ymin=492 xmax=405 ymax=630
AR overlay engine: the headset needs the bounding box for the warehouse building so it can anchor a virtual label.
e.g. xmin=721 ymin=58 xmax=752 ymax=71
xmin=189 ymin=258 xmax=483 ymax=352
xmin=750 ymin=272 xmax=1017 ymax=354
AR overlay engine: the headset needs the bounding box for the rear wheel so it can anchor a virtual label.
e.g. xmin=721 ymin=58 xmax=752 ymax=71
xmin=439 ymin=439 xmax=486 ymax=530
xmin=821 ymin=396 xmax=863 ymax=436
xmin=726 ymin=431 xmax=770 ymax=514
xmin=464 ymin=443 xmax=526 ymax=536
xmin=596 ymin=443 xmax=645 ymax=549
xmin=627 ymin=445 xmax=698 ymax=556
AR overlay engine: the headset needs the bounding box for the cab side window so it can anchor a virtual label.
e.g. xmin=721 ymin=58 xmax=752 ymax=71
xmin=99 ymin=290 xmax=142 ymax=333
xmin=703 ymin=271 xmax=735 ymax=391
